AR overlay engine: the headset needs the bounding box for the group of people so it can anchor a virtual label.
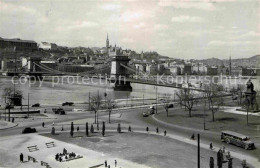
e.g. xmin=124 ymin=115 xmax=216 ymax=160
xmin=145 ymin=127 xmax=167 ymax=136
xmin=104 ymin=160 xmax=117 ymax=167
xmin=55 ymin=148 xmax=77 ymax=162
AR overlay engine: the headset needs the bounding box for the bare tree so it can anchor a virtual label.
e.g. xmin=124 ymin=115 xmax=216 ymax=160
xmin=163 ymin=96 xmax=172 ymax=117
xmin=89 ymin=94 xmax=102 ymax=124
xmin=176 ymin=88 xmax=195 ymax=117
xmin=203 ymin=83 xmax=224 ymax=121
xmin=106 ymin=99 xmax=114 ymax=123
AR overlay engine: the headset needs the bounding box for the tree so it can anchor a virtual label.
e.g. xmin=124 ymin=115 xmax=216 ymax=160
xmin=70 ymin=122 xmax=74 ymax=137
xmin=89 ymin=94 xmax=102 ymax=124
xmin=163 ymin=96 xmax=171 ymax=117
xmin=176 ymin=88 xmax=196 ymax=117
xmin=203 ymin=83 xmax=224 ymax=122
xmin=86 ymin=122 xmax=89 ymax=137
xmin=106 ymin=99 xmax=114 ymax=123
xmin=102 ymin=121 xmax=105 ymax=137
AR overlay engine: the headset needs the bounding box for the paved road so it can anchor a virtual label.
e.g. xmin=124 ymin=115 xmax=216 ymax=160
xmin=1 ymin=105 xmax=259 ymax=166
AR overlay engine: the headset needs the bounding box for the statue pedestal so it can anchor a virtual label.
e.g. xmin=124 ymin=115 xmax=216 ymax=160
xmin=236 ymin=91 xmax=259 ymax=112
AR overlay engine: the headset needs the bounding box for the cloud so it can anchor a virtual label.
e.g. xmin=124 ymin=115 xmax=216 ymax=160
xmin=133 ymin=22 xmax=146 ymax=29
xmin=122 ymin=38 xmax=135 ymax=43
xmin=208 ymin=40 xmax=259 ymax=47
xmin=68 ymin=21 xmax=99 ymax=29
xmin=101 ymin=4 xmax=121 ymax=11
xmin=0 ymin=1 xmax=36 ymax=14
xmin=121 ymin=11 xmax=143 ymax=22
xmin=171 ymin=15 xmax=204 ymax=23
xmin=153 ymin=24 xmax=168 ymax=31
xmin=158 ymin=0 xmax=217 ymax=11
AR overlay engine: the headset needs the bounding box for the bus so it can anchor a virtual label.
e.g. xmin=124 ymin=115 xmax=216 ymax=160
xmin=221 ymin=131 xmax=255 ymax=150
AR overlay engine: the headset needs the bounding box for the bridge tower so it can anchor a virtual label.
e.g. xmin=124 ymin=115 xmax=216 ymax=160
xmin=27 ymin=57 xmax=41 ymax=72
xmin=110 ymin=55 xmax=132 ymax=91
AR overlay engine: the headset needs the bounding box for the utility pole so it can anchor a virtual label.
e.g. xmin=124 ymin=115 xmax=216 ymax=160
xmin=27 ymin=93 xmax=30 ymax=118
xmin=203 ymin=100 xmax=206 ymax=130
xmin=88 ymin=92 xmax=90 ymax=110
xmin=156 ymin=85 xmax=158 ymax=114
xmin=198 ymin=134 xmax=200 ymax=168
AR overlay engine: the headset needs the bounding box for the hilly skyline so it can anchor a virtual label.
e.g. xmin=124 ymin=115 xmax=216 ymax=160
xmin=0 ymin=0 xmax=259 ymax=60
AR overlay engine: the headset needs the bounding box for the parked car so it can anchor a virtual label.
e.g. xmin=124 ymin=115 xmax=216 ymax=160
xmin=22 ymin=127 xmax=37 ymax=134
xmin=62 ymin=102 xmax=74 ymax=106
xmin=52 ymin=108 xmax=66 ymax=115
xmin=32 ymin=103 xmax=40 ymax=107
xmin=167 ymin=104 xmax=174 ymax=108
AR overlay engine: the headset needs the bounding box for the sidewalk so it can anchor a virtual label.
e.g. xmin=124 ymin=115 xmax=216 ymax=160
xmin=220 ymin=106 xmax=260 ymax=116
xmin=0 ymin=134 xmax=151 ymax=168
xmin=0 ymin=120 xmax=18 ymax=130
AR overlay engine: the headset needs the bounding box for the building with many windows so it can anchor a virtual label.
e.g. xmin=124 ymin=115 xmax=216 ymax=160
xmin=0 ymin=37 xmax=38 ymax=51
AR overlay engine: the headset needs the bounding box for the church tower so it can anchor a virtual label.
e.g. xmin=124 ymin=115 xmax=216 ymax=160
xmin=229 ymin=56 xmax=232 ymax=76
xmin=106 ymin=33 xmax=109 ymax=49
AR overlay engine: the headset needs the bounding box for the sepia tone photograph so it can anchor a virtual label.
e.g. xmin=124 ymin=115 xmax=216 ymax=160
xmin=0 ymin=0 xmax=259 ymax=168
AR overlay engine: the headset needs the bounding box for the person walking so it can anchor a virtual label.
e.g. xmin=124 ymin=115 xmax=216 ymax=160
xmin=210 ymin=143 xmax=213 ymax=150
xmin=77 ymin=126 xmax=79 ymax=132
xmin=115 ymin=160 xmax=117 ymax=167
xmin=20 ymin=153 xmax=23 ymax=163
xmin=191 ymin=133 xmax=195 ymax=140
xmin=164 ymin=130 xmax=167 ymax=136
xmin=12 ymin=117 xmax=15 ymax=123
xmin=156 ymin=127 xmax=159 ymax=133
xmin=104 ymin=160 xmax=107 ymax=167
xmin=146 ymin=127 xmax=149 ymax=133
xmin=61 ymin=125 xmax=64 ymax=131
xmin=42 ymin=122 xmax=45 ymax=128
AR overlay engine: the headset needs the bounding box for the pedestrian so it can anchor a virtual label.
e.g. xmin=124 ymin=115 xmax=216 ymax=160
xmin=12 ymin=117 xmax=15 ymax=123
xmin=222 ymin=146 xmax=225 ymax=153
xmin=115 ymin=160 xmax=117 ymax=167
xmin=61 ymin=125 xmax=64 ymax=131
xmin=52 ymin=122 xmax=55 ymax=126
xmin=77 ymin=126 xmax=79 ymax=132
xmin=128 ymin=125 xmax=131 ymax=132
xmin=191 ymin=133 xmax=195 ymax=140
xmin=20 ymin=153 xmax=23 ymax=162
xmin=108 ymin=165 xmax=110 ymax=168
xmin=44 ymin=109 xmax=47 ymax=113
xmin=156 ymin=127 xmax=159 ymax=133
xmin=59 ymin=156 xmax=62 ymax=162
xmin=210 ymin=143 xmax=213 ymax=150
xmin=146 ymin=126 xmax=149 ymax=133
xmin=164 ymin=130 xmax=167 ymax=136
xmin=42 ymin=122 xmax=45 ymax=128
xmin=104 ymin=160 xmax=107 ymax=167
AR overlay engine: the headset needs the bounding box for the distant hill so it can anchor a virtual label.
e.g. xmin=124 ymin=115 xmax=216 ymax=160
xmin=195 ymin=55 xmax=260 ymax=67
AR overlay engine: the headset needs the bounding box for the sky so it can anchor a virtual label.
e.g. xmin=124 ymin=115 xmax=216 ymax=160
xmin=0 ymin=0 xmax=259 ymax=59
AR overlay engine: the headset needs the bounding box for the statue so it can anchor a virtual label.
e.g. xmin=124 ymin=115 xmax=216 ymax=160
xmin=246 ymin=79 xmax=254 ymax=93
xmin=243 ymin=79 xmax=259 ymax=112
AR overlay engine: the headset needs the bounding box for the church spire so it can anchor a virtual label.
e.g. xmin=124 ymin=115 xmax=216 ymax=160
xmin=106 ymin=33 xmax=109 ymax=48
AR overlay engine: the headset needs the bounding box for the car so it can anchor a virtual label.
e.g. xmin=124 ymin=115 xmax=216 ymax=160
xmin=142 ymin=111 xmax=149 ymax=117
xmin=32 ymin=103 xmax=40 ymax=107
xmin=52 ymin=108 xmax=66 ymax=115
xmin=167 ymin=104 xmax=174 ymax=108
xmin=22 ymin=127 xmax=37 ymax=134
xmin=62 ymin=102 xmax=74 ymax=106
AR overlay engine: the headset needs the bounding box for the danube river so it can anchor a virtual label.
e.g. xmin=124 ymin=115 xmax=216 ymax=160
xmin=0 ymin=75 xmax=259 ymax=106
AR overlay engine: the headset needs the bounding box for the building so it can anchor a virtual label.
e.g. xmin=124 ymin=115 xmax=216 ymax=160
xmin=0 ymin=37 xmax=38 ymax=51
xmin=39 ymin=42 xmax=58 ymax=51
xmin=183 ymin=64 xmax=192 ymax=75
xmin=207 ymin=67 xmax=218 ymax=75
